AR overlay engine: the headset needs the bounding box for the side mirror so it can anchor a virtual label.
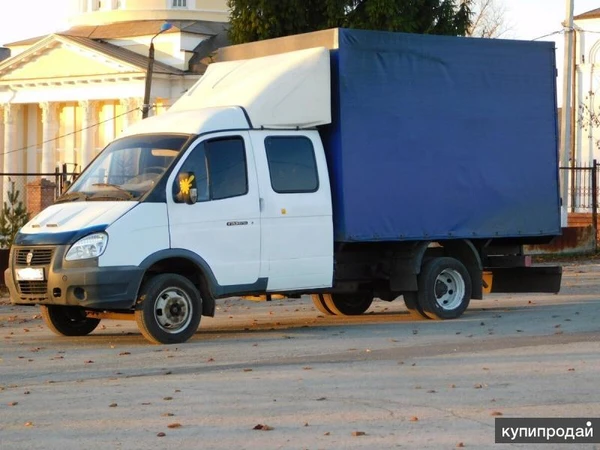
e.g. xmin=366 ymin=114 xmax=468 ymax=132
xmin=175 ymin=172 xmax=197 ymax=205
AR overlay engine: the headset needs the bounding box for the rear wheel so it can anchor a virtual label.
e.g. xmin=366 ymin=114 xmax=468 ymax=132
xmin=402 ymin=292 xmax=430 ymax=319
xmin=135 ymin=274 xmax=202 ymax=345
xmin=311 ymin=294 xmax=335 ymax=315
xmin=40 ymin=305 xmax=100 ymax=336
xmin=321 ymin=293 xmax=374 ymax=316
xmin=416 ymin=257 xmax=471 ymax=320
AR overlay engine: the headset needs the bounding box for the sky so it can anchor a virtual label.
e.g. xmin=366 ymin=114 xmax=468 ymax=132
xmin=0 ymin=0 xmax=598 ymax=103
xmin=0 ymin=0 xmax=599 ymax=46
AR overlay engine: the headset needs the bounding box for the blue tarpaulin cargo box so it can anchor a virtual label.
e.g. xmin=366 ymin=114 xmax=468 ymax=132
xmin=320 ymin=29 xmax=560 ymax=242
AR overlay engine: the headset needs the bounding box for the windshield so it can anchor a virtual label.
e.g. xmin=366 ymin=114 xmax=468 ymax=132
xmin=61 ymin=134 xmax=190 ymax=202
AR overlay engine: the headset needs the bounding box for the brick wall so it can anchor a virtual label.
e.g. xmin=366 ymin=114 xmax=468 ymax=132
xmin=27 ymin=179 xmax=56 ymax=217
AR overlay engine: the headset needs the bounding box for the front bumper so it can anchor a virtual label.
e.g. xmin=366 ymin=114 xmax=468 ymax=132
xmin=6 ymin=245 xmax=144 ymax=310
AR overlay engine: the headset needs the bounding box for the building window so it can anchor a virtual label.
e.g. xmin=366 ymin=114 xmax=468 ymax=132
xmin=172 ymin=0 xmax=187 ymax=7
xmin=265 ymin=137 xmax=319 ymax=194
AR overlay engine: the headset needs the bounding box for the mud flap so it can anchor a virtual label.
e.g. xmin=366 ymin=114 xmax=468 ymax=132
xmin=489 ymin=266 xmax=562 ymax=294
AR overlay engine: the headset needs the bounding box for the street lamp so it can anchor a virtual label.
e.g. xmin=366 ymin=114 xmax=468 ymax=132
xmin=142 ymin=22 xmax=173 ymax=119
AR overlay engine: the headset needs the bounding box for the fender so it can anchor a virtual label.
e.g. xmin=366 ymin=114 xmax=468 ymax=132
xmin=139 ymin=249 xmax=268 ymax=313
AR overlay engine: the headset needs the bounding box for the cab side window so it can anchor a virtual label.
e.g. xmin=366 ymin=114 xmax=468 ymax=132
xmin=265 ymin=137 xmax=319 ymax=193
xmin=174 ymin=136 xmax=247 ymax=203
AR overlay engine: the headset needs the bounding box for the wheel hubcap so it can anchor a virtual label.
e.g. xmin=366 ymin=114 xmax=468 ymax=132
xmin=434 ymin=268 xmax=465 ymax=310
xmin=154 ymin=288 xmax=193 ymax=333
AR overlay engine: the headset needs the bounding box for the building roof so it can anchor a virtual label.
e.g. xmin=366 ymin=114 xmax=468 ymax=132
xmin=575 ymin=8 xmax=600 ymax=21
xmin=5 ymin=20 xmax=227 ymax=46
xmin=0 ymin=34 xmax=185 ymax=77
xmin=62 ymin=35 xmax=185 ymax=75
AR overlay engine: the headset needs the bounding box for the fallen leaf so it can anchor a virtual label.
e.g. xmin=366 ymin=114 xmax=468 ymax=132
xmin=253 ymin=424 xmax=273 ymax=431
xmin=324 ymin=432 xmax=330 ymax=436
xmin=24 ymin=422 xmax=33 ymax=427
xmin=456 ymin=442 xmax=465 ymax=448
xmin=167 ymin=423 xmax=181 ymax=429
xmin=206 ymin=358 xmax=215 ymax=362
xmin=109 ymin=403 xmax=118 ymax=408
xmin=352 ymin=431 xmax=366 ymax=436
xmin=23 ymin=391 xmax=30 ymax=395
xmin=474 ymin=384 xmax=483 ymax=389
xmin=243 ymin=368 xmax=253 ymax=372
xmin=163 ymin=397 xmax=173 ymax=401
xmin=316 ymin=397 xmax=326 ymax=401
xmin=568 ymin=368 xmax=575 ymax=372
xmin=174 ymin=390 xmax=181 ymax=393
xmin=9 ymin=402 xmax=18 ymax=406
xmin=157 ymin=432 xmax=166 ymax=437
xmin=303 ymin=367 xmax=312 ymax=370
xmin=84 ymin=360 xmax=94 ymax=364
xmin=161 ymin=413 xmax=175 ymax=417
xmin=427 ymin=390 xmax=437 ymax=394
xmin=119 ymin=352 xmax=131 ymax=356
xmin=409 ymin=416 xmax=419 ymax=422
xmin=491 ymin=411 xmax=503 ymax=416
xmin=304 ymin=422 xmax=309 ymax=427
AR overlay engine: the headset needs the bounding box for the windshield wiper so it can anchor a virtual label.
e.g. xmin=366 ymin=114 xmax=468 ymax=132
xmin=91 ymin=183 xmax=135 ymax=200
xmin=55 ymin=192 xmax=90 ymax=204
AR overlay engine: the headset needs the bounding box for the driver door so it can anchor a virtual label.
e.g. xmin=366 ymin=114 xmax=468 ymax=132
xmin=167 ymin=132 xmax=262 ymax=288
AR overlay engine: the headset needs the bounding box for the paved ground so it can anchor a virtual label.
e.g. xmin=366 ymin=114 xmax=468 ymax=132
xmin=1 ymin=262 xmax=600 ymax=449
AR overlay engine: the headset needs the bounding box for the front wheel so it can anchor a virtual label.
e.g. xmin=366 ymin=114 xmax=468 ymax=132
xmin=416 ymin=257 xmax=471 ymax=320
xmin=40 ymin=305 xmax=100 ymax=336
xmin=321 ymin=293 xmax=373 ymax=316
xmin=135 ymin=274 xmax=202 ymax=345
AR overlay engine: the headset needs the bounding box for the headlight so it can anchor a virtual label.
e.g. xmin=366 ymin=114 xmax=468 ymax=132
xmin=65 ymin=233 xmax=108 ymax=261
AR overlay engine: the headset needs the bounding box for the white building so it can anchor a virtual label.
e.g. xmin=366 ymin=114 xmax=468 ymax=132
xmin=0 ymin=0 xmax=228 ymax=203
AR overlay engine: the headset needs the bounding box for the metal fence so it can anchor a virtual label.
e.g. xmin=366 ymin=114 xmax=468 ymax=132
xmin=560 ymin=160 xmax=599 ymax=223
xmin=0 ymin=165 xmax=79 ymax=211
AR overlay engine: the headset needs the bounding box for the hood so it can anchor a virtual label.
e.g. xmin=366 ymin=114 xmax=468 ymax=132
xmin=15 ymin=202 xmax=138 ymax=246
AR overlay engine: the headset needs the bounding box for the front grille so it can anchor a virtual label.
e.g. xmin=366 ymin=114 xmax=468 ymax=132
xmin=18 ymin=281 xmax=48 ymax=295
xmin=15 ymin=248 xmax=53 ymax=266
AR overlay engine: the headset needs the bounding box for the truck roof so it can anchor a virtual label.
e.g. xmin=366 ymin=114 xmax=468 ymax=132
xmin=120 ymin=106 xmax=250 ymax=137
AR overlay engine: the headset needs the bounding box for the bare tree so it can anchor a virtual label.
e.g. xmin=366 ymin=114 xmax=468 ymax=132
xmin=466 ymin=0 xmax=511 ymax=38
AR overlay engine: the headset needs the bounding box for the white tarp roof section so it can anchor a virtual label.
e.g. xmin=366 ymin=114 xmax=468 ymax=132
xmin=170 ymin=47 xmax=332 ymax=129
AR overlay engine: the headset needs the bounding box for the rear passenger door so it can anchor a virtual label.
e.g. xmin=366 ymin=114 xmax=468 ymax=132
xmin=251 ymin=130 xmax=333 ymax=291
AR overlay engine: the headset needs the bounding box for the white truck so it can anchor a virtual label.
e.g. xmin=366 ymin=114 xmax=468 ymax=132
xmin=5 ymin=29 xmax=562 ymax=344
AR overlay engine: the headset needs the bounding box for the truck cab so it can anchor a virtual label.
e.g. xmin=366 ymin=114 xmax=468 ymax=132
xmin=6 ymin=48 xmax=337 ymax=344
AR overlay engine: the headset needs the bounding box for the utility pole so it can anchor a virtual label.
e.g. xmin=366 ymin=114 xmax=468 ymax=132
xmin=559 ymin=0 xmax=575 ymax=226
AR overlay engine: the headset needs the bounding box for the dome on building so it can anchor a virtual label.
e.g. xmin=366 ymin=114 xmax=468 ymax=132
xmin=68 ymin=0 xmax=229 ymax=26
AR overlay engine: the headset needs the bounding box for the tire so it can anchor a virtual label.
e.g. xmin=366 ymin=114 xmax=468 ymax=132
xmin=321 ymin=293 xmax=373 ymax=316
xmin=311 ymin=294 xmax=335 ymax=315
xmin=402 ymin=292 xmax=430 ymax=319
xmin=416 ymin=257 xmax=471 ymax=320
xmin=40 ymin=305 xmax=100 ymax=337
xmin=135 ymin=274 xmax=202 ymax=345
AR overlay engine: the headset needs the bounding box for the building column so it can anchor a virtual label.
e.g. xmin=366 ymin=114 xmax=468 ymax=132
xmin=40 ymin=102 xmax=59 ymax=176
xmin=0 ymin=105 xmax=4 ymax=173
xmin=3 ymin=104 xmax=21 ymax=202
xmin=120 ymin=97 xmax=142 ymax=133
xmin=79 ymin=100 xmax=98 ymax=170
